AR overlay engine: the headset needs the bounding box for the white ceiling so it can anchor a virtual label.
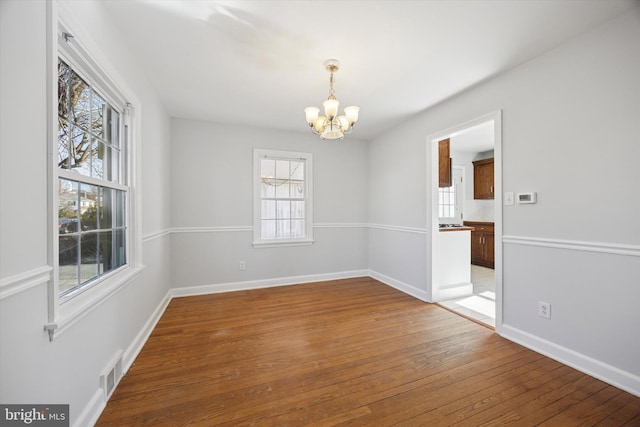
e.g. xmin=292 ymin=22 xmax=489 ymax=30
xmin=450 ymin=120 xmax=494 ymax=153
xmin=102 ymin=0 xmax=636 ymax=141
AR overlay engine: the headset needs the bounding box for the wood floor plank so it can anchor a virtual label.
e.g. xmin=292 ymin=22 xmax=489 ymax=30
xmin=96 ymin=278 xmax=640 ymax=426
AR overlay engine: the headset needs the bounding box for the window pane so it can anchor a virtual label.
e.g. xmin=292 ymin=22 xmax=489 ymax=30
xmin=275 ymin=160 xmax=290 ymax=180
xmin=59 ymin=235 xmax=78 ymax=293
xmin=112 ymin=228 xmax=126 ymax=269
xmin=91 ymin=90 xmax=107 ymax=139
xmin=59 ymin=179 xmax=78 ymax=234
xmin=70 ymin=70 xmax=91 ymax=131
xmin=114 ymin=190 xmax=125 ymax=228
xmin=261 ymin=158 xmax=275 ymax=179
xmin=99 ymin=187 xmax=112 ymax=229
xmin=291 ymin=180 xmax=304 ymax=199
xmin=276 ymin=200 xmax=291 ymax=219
xmin=261 ymin=178 xmax=275 ymax=198
xmin=79 ymin=184 xmax=98 ymax=231
xmin=100 ymin=188 xmax=125 ymax=230
xmin=91 ymin=138 xmax=103 ymax=179
xmin=291 ymin=220 xmax=305 ymax=238
xmin=277 ymin=219 xmax=291 ymax=238
xmin=275 ymin=180 xmax=290 ymax=198
xmin=110 ymin=146 xmax=120 ymax=182
xmin=261 ymin=220 xmax=276 ymax=239
xmin=71 ymin=127 xmax=92 ymax=176
xmin=97 ymin=231 xmax=111 ymax=273
xmin=58 ymin=119 xmax=71 ymax=170
xmin=93 ymin=139 xmax=118 ymax=181
xmin=291 ymin=201 xmax=305 ymax=219
xmin=58 ymin=59 xmax=70 ymax=119
xmin=261 ymin=200 xmax=276 ymax=220
xmin=290 ymin=161 xmax=304 ymax=181
xmin=107 ymin=108 xmax=120 ymax=148
xmin=80 ymin=233 xmax=98 ymax=284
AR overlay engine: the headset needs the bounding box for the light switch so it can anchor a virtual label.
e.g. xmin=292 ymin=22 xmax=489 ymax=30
xmin=505 ymin=192 xmax=514 ymax=206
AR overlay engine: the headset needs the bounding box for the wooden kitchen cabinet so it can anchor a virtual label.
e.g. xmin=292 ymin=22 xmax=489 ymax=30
xmin=464 ymin=221 xmax=494 ymax=269
xmin=439 ymin=138 xmax=451 ymax=187
xmin=473 ymin=157 xmax=494 ymax=199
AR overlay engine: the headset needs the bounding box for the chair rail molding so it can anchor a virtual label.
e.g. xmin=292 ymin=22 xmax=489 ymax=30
xmin=0 ymin=266 xmax=52 ymax=300
xmin=502 ymin=235 xmax=640 ymax=257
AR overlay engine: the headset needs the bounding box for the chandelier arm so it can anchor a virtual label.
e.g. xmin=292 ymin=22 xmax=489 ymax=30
xmin=309 ymin=124 xmax=321 ymax=136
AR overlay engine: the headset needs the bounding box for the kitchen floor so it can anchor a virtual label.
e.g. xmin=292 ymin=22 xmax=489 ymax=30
xmin=438 ymin=265 xmax=495 ymax=328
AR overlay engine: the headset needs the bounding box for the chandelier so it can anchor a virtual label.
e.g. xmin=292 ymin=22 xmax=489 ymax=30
xmin=304 ymin=59 xmax=359 ymax=140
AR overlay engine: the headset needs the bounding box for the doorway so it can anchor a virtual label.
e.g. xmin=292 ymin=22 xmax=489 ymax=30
xmin=427 ymin=111 xmax=502 ymax=331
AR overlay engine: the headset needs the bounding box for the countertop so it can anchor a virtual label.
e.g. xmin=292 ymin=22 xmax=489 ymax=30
xmin=439 ymin=226 xmax=475 ymax=232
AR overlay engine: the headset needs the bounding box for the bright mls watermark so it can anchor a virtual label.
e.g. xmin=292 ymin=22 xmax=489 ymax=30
xmin=0 ymin=405 xmax=69 ymax=426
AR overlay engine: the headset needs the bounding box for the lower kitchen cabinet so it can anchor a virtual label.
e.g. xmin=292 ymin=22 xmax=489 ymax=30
xmin=464 ymin=221 xmax=495 ymax=269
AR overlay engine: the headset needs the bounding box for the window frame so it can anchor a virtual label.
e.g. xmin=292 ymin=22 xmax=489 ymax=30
xmin=56 ymin=55 xmax=129 ymax=302
xmin=45 ymin=8 xmax=143 ymax=340
xmin=253 ymin=148 xmax=314 ymax=248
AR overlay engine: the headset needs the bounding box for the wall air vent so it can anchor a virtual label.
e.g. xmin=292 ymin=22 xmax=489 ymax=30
xmin=100 ymin=350 xmax=123 ymax=400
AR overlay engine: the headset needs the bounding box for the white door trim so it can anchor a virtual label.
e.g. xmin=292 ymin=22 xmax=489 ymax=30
xmin=425 ymin=110 xmax=503 ymax=333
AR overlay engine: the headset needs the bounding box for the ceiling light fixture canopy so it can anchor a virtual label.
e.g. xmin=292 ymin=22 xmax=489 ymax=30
xmin=304 ymin=59 xmax=359 ymax=140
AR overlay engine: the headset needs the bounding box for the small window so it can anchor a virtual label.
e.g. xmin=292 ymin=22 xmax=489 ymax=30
xmin=439 ymin=185 xmax=455 ymax=218
xmin=253 ymin=149 xmax=313 ymax=247
xmin=439 ymin=165 xmax=463 ymax=223
xmin=57 ymin=57 xmax=128 ymax=299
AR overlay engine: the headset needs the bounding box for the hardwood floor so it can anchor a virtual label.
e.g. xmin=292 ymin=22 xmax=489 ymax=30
xmin=96 ymin=277 xmax=640 ymax=426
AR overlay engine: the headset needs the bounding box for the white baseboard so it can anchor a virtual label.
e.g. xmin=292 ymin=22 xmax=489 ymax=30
xmin=80 ymin=290 xmax=172 ymax=427
xmin=171 ymin=270 xmax=370 ymax=298
xmin=122 ymin=289 xmax=172 ymax=373
xmin=73 ymin=389 xmax=104 ymax=427
xmin=500 ymin=324 xmax=640 ymax=398
xmin=368 ymin=270 xmax=429 ymax=302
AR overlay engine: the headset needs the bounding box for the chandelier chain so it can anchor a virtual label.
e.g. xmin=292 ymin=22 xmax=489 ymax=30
xmin=328 ymin=72 xmax=336 ymax=100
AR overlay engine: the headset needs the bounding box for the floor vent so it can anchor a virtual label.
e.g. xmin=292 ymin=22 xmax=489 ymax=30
xmin=100 ymin=350 xmax=123 ymax=400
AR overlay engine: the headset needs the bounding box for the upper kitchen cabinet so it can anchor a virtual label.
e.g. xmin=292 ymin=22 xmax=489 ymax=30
xmin=439 ymin=138 xmax=451 ymax=187
xmin=473 ymin=157 xmax=494 ymax=199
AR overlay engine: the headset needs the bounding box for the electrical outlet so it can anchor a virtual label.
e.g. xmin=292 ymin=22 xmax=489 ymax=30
xmin=239 ymin=261 xmax=246 ymax=271
xmin=538 ymin=301 xmax=551 ymax=319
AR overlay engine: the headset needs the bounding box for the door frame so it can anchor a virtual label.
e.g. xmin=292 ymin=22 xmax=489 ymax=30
xmin=425 ymin=110 xmax=503 ymax=332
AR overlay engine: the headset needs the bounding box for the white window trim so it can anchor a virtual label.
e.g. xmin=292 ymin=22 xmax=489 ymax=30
xmin=45 ymin=2 xmax=144 ymax=341
xmin=253 ymin=148 xmax=314 ymax=248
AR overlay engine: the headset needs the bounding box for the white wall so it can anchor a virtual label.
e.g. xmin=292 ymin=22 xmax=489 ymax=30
xmin=170 ymin=119 xmax=369 ymax=289
xmin=368 ymin=8 xmax=640 ymax=394
xmin=0 ymin=1 xmax=172 ymax=425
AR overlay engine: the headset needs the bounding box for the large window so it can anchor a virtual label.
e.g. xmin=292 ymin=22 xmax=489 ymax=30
xmin=56 ymin=57 xmax=128 ymax=299
xmin=253 ymin=149 xmax=313 ymax=247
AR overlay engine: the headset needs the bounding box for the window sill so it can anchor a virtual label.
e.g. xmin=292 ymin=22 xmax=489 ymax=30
xmin=252 ymin=239 xmax=314 ymax=249
xmin=45 ymin=265 xmax=144 ymax=341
